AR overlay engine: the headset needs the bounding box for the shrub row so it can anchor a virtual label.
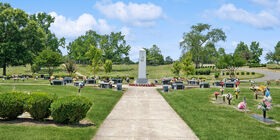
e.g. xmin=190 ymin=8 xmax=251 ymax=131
xmin=196 ymin=66 xmax=215 ymax=69
xmin=0 ymin=92 xmax=92 ymax=124
xmin=99 ymin=76 xmax=135 ymax=80
xmin=248 ymin=64 xmax=266 ymax=68
xmin=195 ymin=68 xmax=211 ymax=75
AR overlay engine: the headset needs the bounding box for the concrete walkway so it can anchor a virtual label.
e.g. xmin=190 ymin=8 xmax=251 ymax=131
xmin=239 ymin=68 xmax=280 ymax=82
xmin=93 ymin=87 xmax=199 ymax=140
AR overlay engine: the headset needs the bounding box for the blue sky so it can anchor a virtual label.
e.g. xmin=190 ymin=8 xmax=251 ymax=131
xmin=2 ymin=0 xmax=280 ymax=62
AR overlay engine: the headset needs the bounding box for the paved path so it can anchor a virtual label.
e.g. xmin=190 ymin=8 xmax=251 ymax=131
xmin=93 ymin=87 xmax=199 ymax=140
xmin=239 ymin=68 xmax=280 ymax=82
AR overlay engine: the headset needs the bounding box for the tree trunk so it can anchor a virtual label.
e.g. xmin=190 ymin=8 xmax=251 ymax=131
xmin=2 ymin=61 xmax=6 ymax=76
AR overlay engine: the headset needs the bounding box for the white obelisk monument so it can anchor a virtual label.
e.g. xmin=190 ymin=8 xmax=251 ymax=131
xmin=136 ymin=49 xmax=148 ymax=84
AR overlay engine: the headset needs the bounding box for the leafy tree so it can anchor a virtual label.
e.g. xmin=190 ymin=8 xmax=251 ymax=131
xmin=216 ymin=53 xmax=246 ymax=77
xmin=202 ymin=43 xmax=218 ymax=64
xmin=249 ymin=41 xmax=263 ymax=64
xmin=64 ymin=60 xmax=77 ymax=75
xmin=165 ymin=56 xmax=173 ymax=64
xmin=31 ymin=64 xmax=41 ymax=74
xmin=22 ymin=20 xmax=46 ymax=64
xmin=266 ymin=41 xmax=280 ymax=64
xmin=86 ymin=45 xmax=103 ymax=76
xmin=99 ymin=32 xmax=131 ymax=63
xmin=180 ymin=23 xmax=226 ymax=67
xmin=104 ymin=60 xmax=113 ymax=73
xmin=30 ymin=12 xmax=65 ymax=53
xmin=0 ymin=3 xmax=29 ymax=75
xmin=144 ymin=45 xmax=164 ymax=65
xmin=234 ymin=42 xmax=252 ymax=63
xmin=67 ymin=30 xmax=100 ymax=64
xmin=218 ymin=48 xmax=226 ymax=56
xmin=171 ymin=61 xmax=181 ymax=76
xmin=181 ymin=52 xmax=195 ymax=77
xmin=35 ymin=49 xmax=63 ymax=76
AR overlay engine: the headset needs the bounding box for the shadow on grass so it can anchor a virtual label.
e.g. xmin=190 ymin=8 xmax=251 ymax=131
xmin=0 ymin=118 xmax=95 ymax=128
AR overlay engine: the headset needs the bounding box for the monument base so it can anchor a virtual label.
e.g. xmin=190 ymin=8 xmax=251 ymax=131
xmin=136 ymin=78 xmax=148 ymax=84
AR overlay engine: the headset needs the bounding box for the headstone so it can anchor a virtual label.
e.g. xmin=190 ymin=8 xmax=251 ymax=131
xmin=100 ymin=82 xmax=112 ymax=89
xmin=172 ymin=82 xmax=184 ymax=90
xmin=225 ymin=83 xmax=234 ymax=88
xmin=162 ymin=78 xmax=171 ymax=85
xmin=136 ymin=49 xmax=148 ymax=84
xmin=117 ymin=83 xmax=122 ymax=91
xmin=63 ymin=77 xmax=73 ymax=84
xmin=86 ymin=79 xmax=96 ymax=84
xmin=112 ymin=79 xmax=122 ymax=84
xmin=74 ymin=81 xmax=83 ymax=87
xmin=163 ymin=85 xmax=169 ymax=92
xmin=200 ymin=83 xmax=210 ymax=88
xmin=51 ymin=80 xmax=64 ymax=85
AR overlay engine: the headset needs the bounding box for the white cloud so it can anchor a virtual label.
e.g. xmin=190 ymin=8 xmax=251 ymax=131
xmin=213 ymin=4 xmax=280 ymax=29
xmin=251 ymin=0 xmax=274 ymax=7
xmin=120 ymin=26 xmax=130 ymax=36
xmin=95 ymin=1 xmax=164 ymax=27
xmin=49 ymin=12 xmax=115 ymax=38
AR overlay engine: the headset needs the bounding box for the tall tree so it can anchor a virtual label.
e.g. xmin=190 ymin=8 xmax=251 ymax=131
xmin=86 ymin=45 xmax=103 ymax=76
xmin=181 ymin=52 xmax=195 ymax=77
xmin=30 ymin=12 xmax=65 ymax=53
xmin=266 ymin=41 xmax=280 ymax=64
xmin=202 ymin=43 xmax=218 ymax=64
xmin=67 ymin=30 xmax=100 ymax=64
xmin=249 ymin=41 xmax=263 ymax=64
xmin=234 ymin=42 xmax=252 ymax=63
xmin=99 ymin=32 xmax=131 ymax=63
xmin=171 ymin=61 xmax=181 ymax=76
xmin=144 ymin=45 xmax=164 ymax=65
xmin=165 ymin=56 xmax=173 ymax=64
xmin=35 ymin=49 xmax=63 ymax=76
xmin=0 ymin=3 xmax=29 ymax=75
xmin=216 ymin=53 xmax=246 ymax=77
xmin=180 ymin=23 xmax=226 ymax=68
xmin=218 ymin=48 xmax=226 ymax=57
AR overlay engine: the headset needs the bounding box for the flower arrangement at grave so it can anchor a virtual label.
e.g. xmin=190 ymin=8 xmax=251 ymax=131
xmin=234 ymin=86 xmax=240 ymax=99
xmin=214 ymin=92 xmax=220 ymax=100
xmin=238 ymin=97 xmax=246 ymax=109
xmin=257 ymin=90 xmax=272 ymax=118
xmin=226 ymin=93 xmax=233 ymax=105
xmin=250 ymin=85 xmax=266 ymax=99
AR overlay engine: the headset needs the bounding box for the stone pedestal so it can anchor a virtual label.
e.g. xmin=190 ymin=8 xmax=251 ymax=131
xmin=136 ymin=49 xmax=148 ymax=84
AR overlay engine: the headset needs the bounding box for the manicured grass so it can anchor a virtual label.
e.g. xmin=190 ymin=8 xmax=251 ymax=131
xmin=0 ymin=79 xmax=50 ymax=84
xmin=0 ymin=85 xmax=123 ymax=140
xmin=159 ymin=87 xmax=280 ymax=140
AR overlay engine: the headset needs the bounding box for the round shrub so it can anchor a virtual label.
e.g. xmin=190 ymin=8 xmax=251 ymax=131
xmin=50 ymin=96 xmax=93 ymax=124
xmin=236 ymin=72 xmax=240 ymax=75
xmin=252 ymin=72 xmax=255 ymax=75
xmin=241 ymin=72 xmax=245 ymax=75
xmin=246 ymin=72 xmax=250 ymax=75
xmin=226 ymin=72 xmax=229 ymax=75
xmin=27 ymin=92 xmax=56 ymax=120
xmin=0 ymin=91 xmax=28 ymax=120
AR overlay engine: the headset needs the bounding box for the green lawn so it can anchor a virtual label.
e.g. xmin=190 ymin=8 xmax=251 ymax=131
xmin=1 ymin=64 xmax=264 ymax=81
xmin=159 ymin=87 xmax=280 ymax=140
xmin=0 ymin=85 xmax=123 ymax=140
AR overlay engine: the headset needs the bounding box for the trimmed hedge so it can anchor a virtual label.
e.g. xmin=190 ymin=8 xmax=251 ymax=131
xmin=226 ymin=72 xmax=229 ymax=75
xmin=195 ymin=68 xmax=211 ymax=75
xmin=246 ymin=72 xmax=250 ymax=75
xmin=0 ymin=91 xmax=28 ymax=120
xmin=241 ymin=72 xmax=245 ymax=75
xmin=236 ymin=72 xmax=239 ymax=75
xmin=50 ymin=96 xmax=93 ymax=124
xmin=27 ymin=93 xmax=56 ymax=120
xmin=248 ymin=64 xmax=266 ymax=68
xmin=252 ymin=72 xmax=255 ymax=75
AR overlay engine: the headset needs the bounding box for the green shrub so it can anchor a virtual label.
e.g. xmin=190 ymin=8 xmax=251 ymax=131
xmin=0 ymin=91 xmax=28 ymax=120
xmin=226 ymin=72 xmax=229 ymax=75
xmin=195 ymin=68 xmax=211 ymax=75
xmin=27 ymin=92 xmax=56 ymax=120
xmin=50 ymin=96 xmax=93 ymax=124
xmin=246 ymin=72 xmax=250 ymax=75
xmin=214 ymin=72 xmax=219 ymax=78
xmin=252 ymin=72 xmax=255 ymax=75
xmin=236 ymin=72 xmax=239 ymax=75
xmin=230 ymin=72 xmax=234 ymax=75
xmin=241 ymin=72 xmax=245 ymax=75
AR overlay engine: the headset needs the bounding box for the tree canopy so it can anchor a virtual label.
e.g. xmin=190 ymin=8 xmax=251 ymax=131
xmin=265 ymin=41 xmax=280 ymax=64
xmin=144 ymin=45 xmax=164 ymax=65
xmin=180 ymin=23 xmax=226 ymax=67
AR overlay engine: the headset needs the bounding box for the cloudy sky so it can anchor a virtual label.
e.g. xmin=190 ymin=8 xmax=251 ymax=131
xmin=3 ymin=0 xmax=280 ymax=62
